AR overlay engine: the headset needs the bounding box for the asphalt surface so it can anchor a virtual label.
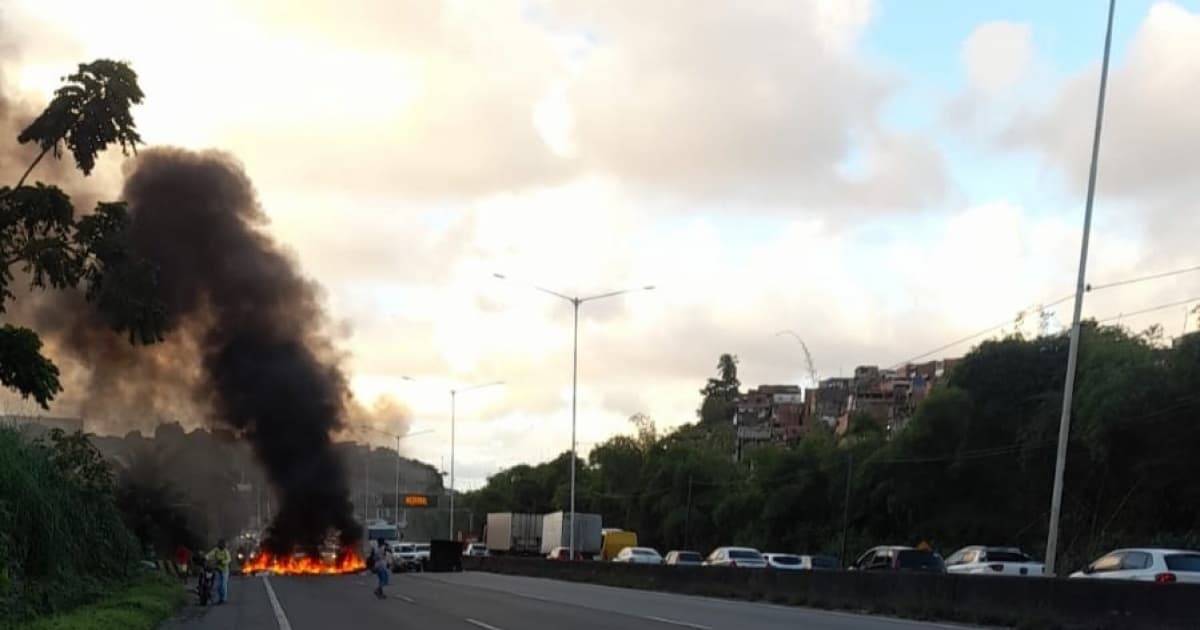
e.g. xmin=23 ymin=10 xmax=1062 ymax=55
xmin=161 ymin=570 xmax=979 ymax=630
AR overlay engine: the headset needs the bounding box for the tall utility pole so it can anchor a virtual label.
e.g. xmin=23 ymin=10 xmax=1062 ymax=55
xmin=363 ymin=446 xmax=370 ymax=523
xmin=449 ymin=381 xmax=504 ymax=539
xmin=839 ymin=452 xmax=853 ymax=566
xmin=1045 ymin=0 xmax=1117 ymax=576
xmin=396 ymin=376 xmax=414 ymax=526
xmin=684 ymin=474 xmax=694 ymax=550
xmin=494 ymin=273 xmax=654 ymax=560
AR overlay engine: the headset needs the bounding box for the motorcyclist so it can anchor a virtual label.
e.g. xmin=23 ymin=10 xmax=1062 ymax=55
xmin=206 ymin=539 xmax=232 ymax=604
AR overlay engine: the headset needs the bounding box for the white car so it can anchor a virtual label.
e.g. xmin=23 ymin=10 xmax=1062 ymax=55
xmin=414 ymin=542 xmax=431 ymax=567
xmin=664 ymin=550 xmax=704 ymax=566
xmin=945 ymin=546 xmax=1045 ymax=577
xmin=704 ymin=547 xmax=768 ymax=569
xmin=613 ymin=547 xmax=663 ymax=564
xmin=763 ymin=553 xmax=805 ymax=570
xmin=388 ymin=542 xmax=419 ymax=571
xmin=1071 ymin=548 xmax=1200 ymax=583
xmin=762 ymin=553 xmax=839 ymax=570
xmin=463 ymin=543 xmax=489 ymax=557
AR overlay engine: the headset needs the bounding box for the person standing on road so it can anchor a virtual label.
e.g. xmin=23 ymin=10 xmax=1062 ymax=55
xmin=206 ymin=539 xmax=232 ymax=604
xmin=175 ymin=544 xmax=192 ymax=583
xmin=370 ymin=540 xmax=390 ymax=598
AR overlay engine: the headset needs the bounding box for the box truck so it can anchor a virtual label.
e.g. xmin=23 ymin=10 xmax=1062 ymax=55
xmin=600 ymin=528 xmax=638 ymax=561
xmin=540 ymin=511 xmax=602 ymax=557
xmin=484 ymin=513 xmax=542 ymax=555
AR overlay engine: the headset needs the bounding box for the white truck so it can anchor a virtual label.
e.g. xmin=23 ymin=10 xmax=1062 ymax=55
xmin=945 ymin=546 xmax=1045 ymax=576
xmin=540 ymin=511 xmax=602 ymax=558
xmin=485 ymin=513 xmax=542 ymax=555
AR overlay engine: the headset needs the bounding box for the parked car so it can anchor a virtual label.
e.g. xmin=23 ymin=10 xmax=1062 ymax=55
xmin=414 ymin=542 xmax=431 ymax=568
xmin=763 ymin=553 xmax=837 ymax=570
xmin=546 ymin=546 xmax=584 ymax=561
xmin=704 ymin=547 xmax=768 ymax=569
xmin=463 ymin=543 xmax=489 ymax=557
xmin=613 ymin=547 xmax=663 ymax=564
xmin=800 ymin=554 xmax=839 ymax=570
xmin=945 ymin=546 xmax=1044 ymax=576
xmin=664 ymin=550 xmax=704 ymax=566
xmin=763 ymin=553 xmax=806 ymax=570
xmin=388 ymin=542 xmax=420 ymax=572
xmin=849 ymin=546 xmax=946 ymax=573
xmin=1070 ymin=548 xmax=1200 ymax=583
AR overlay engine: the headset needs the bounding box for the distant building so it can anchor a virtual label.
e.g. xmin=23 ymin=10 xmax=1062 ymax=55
xmin=733 ymin=385 xmax=816 ymax=460
xmin=833 ymin=358 xmax=960 ymax=437
xmin=810 ymin=377 xmax=851 ymax=428
xmin=0 ymin=415 xmax=84 ymax=438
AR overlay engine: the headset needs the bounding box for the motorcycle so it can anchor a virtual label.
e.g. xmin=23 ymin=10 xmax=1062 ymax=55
xmin=195 ymin=557 xmax=217 ymax=606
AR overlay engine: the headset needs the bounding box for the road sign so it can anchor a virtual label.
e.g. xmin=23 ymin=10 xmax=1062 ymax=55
xmin=402 ymin=493 xmax=438 ymax=508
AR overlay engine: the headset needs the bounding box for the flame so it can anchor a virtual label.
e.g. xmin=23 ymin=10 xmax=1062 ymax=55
xmin=240 ymin=547 xmax=366 ymax=576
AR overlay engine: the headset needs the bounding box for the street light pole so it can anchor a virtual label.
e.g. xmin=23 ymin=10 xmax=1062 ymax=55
xmin=569 ymin=297 xmax=579 ymax=558
xmin=448 ymin=381 xmax=504 ymax=540
xmin=364 ymin=447 xmax=371 ymax=523
xmin=493 ymin=273 xmax=654 ymax=560
xmin=361 ymin=422 xmax=434 ymax=528
xmin=396 ymin=376 xmax=414 ymax=527
xmin=1045 ymin=0 xmax=1116 ymax=576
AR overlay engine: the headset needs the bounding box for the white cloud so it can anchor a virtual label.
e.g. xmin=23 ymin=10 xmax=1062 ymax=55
xmin=7 ymin=0 xmax=1188 ymax=491
xmin=1000 ymin=2 xmax=1200 ymax=263
xmin=963 ymin=21 xmax=1034 ymax=95
xmin=543 ymin=0 xmax=944 ymax=210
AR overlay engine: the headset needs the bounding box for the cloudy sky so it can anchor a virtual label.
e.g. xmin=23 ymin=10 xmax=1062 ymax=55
xmin=3 ymin=0 xmax=1199 ymax=488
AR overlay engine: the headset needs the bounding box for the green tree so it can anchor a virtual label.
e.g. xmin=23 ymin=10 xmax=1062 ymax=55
xmin=112 ymin=443 xmax=199 ymax=554
xmin=698 ymin=353 xmax=740 ymax=425
xmin=38 ymin=428 xmax=114 ymax=496
xmin=0 ymin=59 xmax=164 ymax=408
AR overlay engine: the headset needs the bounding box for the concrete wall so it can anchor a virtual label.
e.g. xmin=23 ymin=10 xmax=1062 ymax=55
xmin=462 ymin=556 xmax=1200 ymax=629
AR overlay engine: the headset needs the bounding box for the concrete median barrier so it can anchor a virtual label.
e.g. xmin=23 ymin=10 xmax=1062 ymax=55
xmin=461 ymin=556 xmax=1200 ymax=629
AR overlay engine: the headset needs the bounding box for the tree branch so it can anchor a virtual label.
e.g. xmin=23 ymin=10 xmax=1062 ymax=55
xmin=15 ymin=146 xmax=52 ymax=190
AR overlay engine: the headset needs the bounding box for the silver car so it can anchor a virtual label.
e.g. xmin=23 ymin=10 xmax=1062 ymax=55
xmin=704 ymin=546 xmax=767 ymax=569
xmin=664 ymin=550 xmax=703 ymax=566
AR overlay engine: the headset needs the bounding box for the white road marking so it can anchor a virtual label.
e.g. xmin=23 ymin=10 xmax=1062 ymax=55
xmin=465 ymin=618 xmax=504 ymax=630
xmin=642 ymin=615 xmax=713 ymax=630
xmin=396 ymin=594 xmax=416 ymax=603
xmin=261 ymin=576 xmax=293 ymax=630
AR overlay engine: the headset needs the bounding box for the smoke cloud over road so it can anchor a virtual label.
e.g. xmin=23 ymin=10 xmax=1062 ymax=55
xmin=10 ymin=145 xmax=383 ymax=552
xmin=109 ymin=148 xmax=365 ymax=550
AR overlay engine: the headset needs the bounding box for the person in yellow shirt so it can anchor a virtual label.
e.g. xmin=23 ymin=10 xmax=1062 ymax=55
xmin=206 ymin=539 xmax=232 ymax=604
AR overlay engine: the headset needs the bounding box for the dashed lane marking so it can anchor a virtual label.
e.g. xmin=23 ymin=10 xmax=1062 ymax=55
xmin=465 ymin=618 xmax=504 ymax=630
xmin=642 ymin=615 xmax=712 ymax=630
xmin=262 ymin=576 xmax=294 ymax=630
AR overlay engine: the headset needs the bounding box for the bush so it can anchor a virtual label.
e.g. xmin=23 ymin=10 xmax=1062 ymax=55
xmin=15 ymin=573 xmax=183 ymax=630
xmin=0 ymin=427 xmax=141 ymax=626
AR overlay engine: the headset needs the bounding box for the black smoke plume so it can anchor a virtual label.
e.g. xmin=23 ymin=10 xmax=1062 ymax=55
xmin=64 ymin=148 xmax=362 ymax=552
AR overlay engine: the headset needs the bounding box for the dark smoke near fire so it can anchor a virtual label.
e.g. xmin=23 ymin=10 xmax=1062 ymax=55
xmin=119 ymin=149 xmax=363 ymax=551
xmin=45 ymin=148 xmax=363 ymax=552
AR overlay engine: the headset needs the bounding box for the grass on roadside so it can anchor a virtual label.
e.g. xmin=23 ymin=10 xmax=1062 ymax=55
xmin=16 ymin=573 xmax=184 ymax=630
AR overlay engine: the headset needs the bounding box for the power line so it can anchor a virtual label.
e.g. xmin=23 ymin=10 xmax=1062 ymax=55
xmin=1095 ymin=296 xmax=1200 ymax=324
xmin=1086 ymin=264 xmax=1200 ymax=293
xmin=890 ymin=263 xmax=1200 ymax=369
xmin=892 ymin=293 xmax=1073 ymax=368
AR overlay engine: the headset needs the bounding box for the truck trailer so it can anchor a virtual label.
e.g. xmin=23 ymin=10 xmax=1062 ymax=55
xmin=540 ymin=511 xmax=602 ymax=557
xmin=484 ymin=513 xmax=542 ymax=555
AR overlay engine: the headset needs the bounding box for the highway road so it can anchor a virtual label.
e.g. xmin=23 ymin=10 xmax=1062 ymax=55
xmin=162 ymin=570 xmax=978 ymax=630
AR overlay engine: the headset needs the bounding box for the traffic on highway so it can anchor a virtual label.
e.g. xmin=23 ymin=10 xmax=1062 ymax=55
xmin=474 ymin=510 xmax=1200 ymax=583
